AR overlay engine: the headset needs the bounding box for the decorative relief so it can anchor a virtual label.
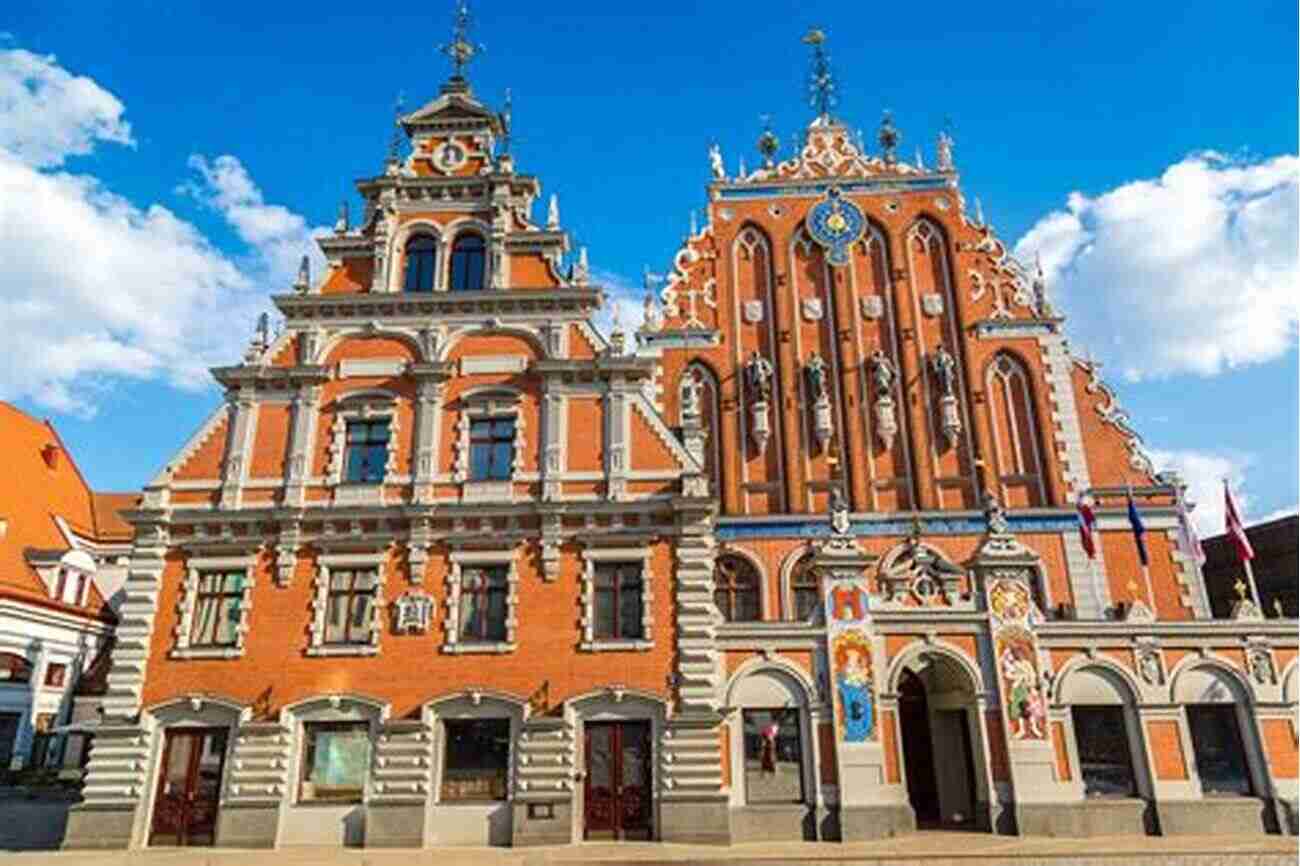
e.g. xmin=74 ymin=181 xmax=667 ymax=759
xmin=877 ymin=531 xmax=967 ymax=606
xmin=743 ymin=300 xmax=764 ymax=324
xmin=988 ymin=576 xmax=1047 ymax=741
xmin=393 ymin=591 xmax=434 ymax=634
xmin=1136 ymin=641 xmax=1163 ymax=687
xmin=860 ymin=295 xmax=884 ymax=320
xmin=921 ymin=293 xmax=944 ymax=317
xmin=1247 ymin=641 xmax=1276 ymax=686
xmin=800 ymin=297 xmax=824 ymax=322
xmin=1078 ymin=357 xmax=1156 ymax=475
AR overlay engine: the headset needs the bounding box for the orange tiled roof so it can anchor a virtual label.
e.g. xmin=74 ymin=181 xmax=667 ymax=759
xmin=90 ymin=492 xmax=138 ymax=541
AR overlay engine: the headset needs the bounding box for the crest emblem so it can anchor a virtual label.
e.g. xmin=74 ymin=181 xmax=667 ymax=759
xmin=743 ymin=300 xmax=764 ymax=323
xmin=806 ymin=187 xmax=866 ymax=267
xmin=801 ymin=298 xmax=824 ymax=321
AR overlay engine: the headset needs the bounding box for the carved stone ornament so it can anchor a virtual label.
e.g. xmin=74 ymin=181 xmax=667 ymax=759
xmin=743 ymin=299 xmax=764 ymax=324
xmin=860 ymin=295 xmax=884 ymax=320
xmin=801 ymin=297 xmax=824 ymax=322
xmin=921 ymin=293 xmax=945 ymax=317
xmin=1247 ymin=644 xmax=1275 ymax=685
xmin=878 ymin=534 xmax=967 ymax=606
xmin=394 ymin=591 xmax=434 ymax=634
xmin=750 ymin=400 xmax=771 ymax=456
xmin=1136 ymin=644 xmax=1163 ymax=687
xmin=930 ymin=345 xmax=962 ymax=449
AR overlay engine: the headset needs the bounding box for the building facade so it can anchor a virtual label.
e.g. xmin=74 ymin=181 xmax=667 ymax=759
xmin=1202 ymin=515 xmax=1298 ymax=620
xmin=0 ymin=402 xmax=129 ymax=776
xmin=65 ymin=25 xmax=1297 ymax=851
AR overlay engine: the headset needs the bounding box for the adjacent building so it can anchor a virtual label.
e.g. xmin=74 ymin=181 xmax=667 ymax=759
xmin=0 ymin=402 xmax=130 ymax=775
xmin=1202 ymin=515 xmax=1298 ymax=620
xmin=63 ymin=19 xmax=1297 ymax=851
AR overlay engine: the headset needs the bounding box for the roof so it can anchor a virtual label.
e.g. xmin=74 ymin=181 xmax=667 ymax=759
xmin=90 ymin=492 xmax=138 ymax=541
xmin=0 ymin=402 xmax=122 ymax=624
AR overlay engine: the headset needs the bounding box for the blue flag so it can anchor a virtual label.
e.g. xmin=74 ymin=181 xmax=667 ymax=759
xmin=1127 ymin=493 xmax=1149 ymax=567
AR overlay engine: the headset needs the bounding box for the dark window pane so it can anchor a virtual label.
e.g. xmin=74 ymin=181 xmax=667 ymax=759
xmin=450 ymin=234 xmax=487 ymax=292
xmin=442 ymin=718 xmax=510 ymax=801
xmin=618 ymin=583 xmax=643 ymax=639
xmin=1072 ymin=706 xmax=1136 ymax=797
xmin=1187 ymin=705 xmax=1253 ymax=796
xmin=344 ymin=420 xmax=389 ymax=483
xmin=404 ymin=235 xmax=437 ymax=293
xmin=594 ymin=588 xmax=616 ymax=638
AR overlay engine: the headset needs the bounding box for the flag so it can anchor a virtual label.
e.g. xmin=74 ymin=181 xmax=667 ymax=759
xmin=1127 ymin=491 xmax=1148 ymax=567
xmin=1175 ymin=495 xmax=1206 ymax=566
xmin=1076 ymin=495 xmax=1097 ymax=559
xmin=1224 ymin=480 xmax=1255 ymax=562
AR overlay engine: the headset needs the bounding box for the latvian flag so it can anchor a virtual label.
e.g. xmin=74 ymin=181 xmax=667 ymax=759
xmin=1076 ymin=494 xmax=1098 ymax=560
xmin=1224 ymin=480 xmax=1255 ymax=562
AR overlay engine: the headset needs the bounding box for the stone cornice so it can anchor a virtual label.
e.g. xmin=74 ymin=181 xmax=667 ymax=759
xmin=1037 ymin=619 xmax=1298 ymax=640
xmin=272 ymin=288 xmax=602 ymax=322
xmin=210 ymin=364 xmax=329 ymax=390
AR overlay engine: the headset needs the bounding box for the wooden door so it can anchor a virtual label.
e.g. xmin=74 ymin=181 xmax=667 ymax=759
xmin=149 ymin=728 xmax=228 ymax=846
xmin=583 ymin=721 xmax=652 ymax=840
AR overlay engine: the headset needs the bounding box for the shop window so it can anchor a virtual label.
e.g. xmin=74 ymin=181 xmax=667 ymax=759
xmin=44 ymin=663 xmax=67 ymax=688
xmin=469 ymin=418 xmax=515 ymax=481
xmin=594 ymin=563 xmax=644 ymax=640
xmin=344 ymin=419 xmax=391 ymax=484
xmin=789 ymin=556 xmax=821 ymax=621
xmin=449 ymin=233 xmax=486 ymax=291
xmin=324 ymin=570 xmax=378 ymax=646
xmin=190 ymin=572 xmax=244 ymax=647
xmin=1071 ymin=706 xmax=1136 ymax=797
xmin=300 ymin=722 xmax=371 ymax=803
xmin=1186 ymin=705 xmax=1253 ymax=796
xmin=441 ymin=718 xmax=510 ymax=801
xmin=714 ymin=555 xmax=760 ymax=622
xmin=742 ymin=708 xmax=804 ymax=803
xmin=458 ymin=566 xmax=509 ymax=643
xmin=404 ymin=234 xmax=438 ymax=292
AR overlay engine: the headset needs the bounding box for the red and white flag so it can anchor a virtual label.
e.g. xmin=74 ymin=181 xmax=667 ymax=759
xmin=1076 ymin=494 xmax=1098 ymax=559
xmin=1175 ymin=496 xmax=1206 ymax=566
xmin=1224 ymin=481 xmax=1254 ymax=562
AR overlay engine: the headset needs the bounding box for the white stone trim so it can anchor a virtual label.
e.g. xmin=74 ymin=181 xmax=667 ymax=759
xmin=442 ymin=548 xmax=520 ymax=655
xmin=460 ymin=355 xmax=529 ymax=375
xmin=326 ymin=390 xmax=401 ymax=505
xmin=170 ymin=555 xmax=256 ymax=660
xmin=579 ymin=546 xmax=655 ymax=652
xmin=454 ymin=389 xmax=525 ymax=502
xmin=339 ymin=358 xmax=408 ymax=378
xmin=307 ymin=552 xmax=387 ymax=657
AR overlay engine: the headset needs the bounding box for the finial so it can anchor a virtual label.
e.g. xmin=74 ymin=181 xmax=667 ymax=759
xmin=975 ymin=196 xmax=986 ymax=226
xmin=386 ymin=93 xmax=406 ymax=170
xmin=547 ymin=194 xmax=560 ymax=230
xmin=1235 ymin=578 xmax=1248 ymax=601
xmin=335 ymin=200 xmax=349 ymax=234
xmin=936 ymin=118 xmax=956 ymax=172
xmin=1032 ymin=253 xmax=1053 ymax=317
xmin=573 ymin=246 xmax=590 ymax=285
xmin=757 ymin=115 xmax=779 ymax=167
xmin=293 ymin=255 xmax=310 ymax=293
xmin=439 ymin=0 xmax=483 ymax=84
xmin=915 ymin=146 xmax=925 ymax=170
xmin=738 ymin=155 xmax=747 ymax=179
xmin=908 ymin=512 xmax=923 ymax=540
xmin=256 ymin=312 xmax=270 ymax=346
xmin=689 ymin=209 xmax=698 ymax=237
xmin=498 ymin=87 xmax=513 ymax=155
xmin=878 ymin=110 xmax=900 ymax=164
xmin=802 ymin=27 xmax=837 ymax=121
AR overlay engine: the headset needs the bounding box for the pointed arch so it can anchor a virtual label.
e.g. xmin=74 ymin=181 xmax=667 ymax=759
xmin=984 ymin=350 xmax=1048 ymax=507
xmin=679 ymin=360 xmax=722 ymax=498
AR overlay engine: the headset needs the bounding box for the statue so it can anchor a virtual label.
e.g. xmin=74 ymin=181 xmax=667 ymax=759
xmin=805 ymin=352 xmax=828 ymax=402
xmin=930 ymin=344 xmax=957 ymax=397
xmin=829 ymin=487 xmax=851 ymax=536
xmin=936 ymin=129 xmax=954 ymax=172
xmin=744 ymin=351 xmax=774 ymax=404
xmin=680 ymin=370 xmax=703 ymax=420
xmin=983 ymin=492 xmax=1010 ymax=536
xmin=708 ymin=143 xmax=725 ymax=181
xmin=869 ymin=350 xmax=896 ymax=395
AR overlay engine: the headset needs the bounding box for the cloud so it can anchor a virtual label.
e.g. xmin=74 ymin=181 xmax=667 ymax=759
xmin=0 ymin=48 xmax=324 ymax=415
xmin=1255 ymin=505 xmax=1299 ymax=526
xmin=0 ymin=48 xmax=133 ymax=168
xmin=1016 ymin=152 xmax=1299 ymax=381
xmin=590 ymin=267 xmax=646 ymax=340
xmin=1147 ymin=447 xmax=1250 ymax=536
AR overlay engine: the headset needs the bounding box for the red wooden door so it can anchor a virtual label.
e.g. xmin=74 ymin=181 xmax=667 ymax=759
xmin=149 ymin=728 xmax=228 ymax=846
xmin=583 ymin=721 xmax=652 ymax=840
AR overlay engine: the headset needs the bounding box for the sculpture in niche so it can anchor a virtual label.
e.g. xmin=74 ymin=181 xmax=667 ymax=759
xmin=680 ymin=369 xmax=703 ymax=422
xmin=805 ymin=353 xmax=833 ymax=449
xmin=744 ymin=351 xmax=775 ymax=455
xmin=1136 ymin=644 xmax=1163 ymax=686
xmin=1247 ymin=644 xmax=1275 ymax=685
xmin=829 ymin=487 xmax=851 ymax=536
xmin=983 ymin=492 xmax=1010 ymax=536
xmin=930 ymin=344 xmax=962 ymax=449
xmin=868 ymin=350 xmax=898 ymax=451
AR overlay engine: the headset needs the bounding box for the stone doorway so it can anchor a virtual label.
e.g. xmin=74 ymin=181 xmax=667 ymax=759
xmin=896 ymin=657 xmax=982 ymax=830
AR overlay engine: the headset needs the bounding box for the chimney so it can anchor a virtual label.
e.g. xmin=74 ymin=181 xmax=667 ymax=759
xmin=41 ymin=443 xmax=61 ymax=470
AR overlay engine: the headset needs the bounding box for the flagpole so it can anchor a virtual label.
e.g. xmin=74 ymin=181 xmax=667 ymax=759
xmin=1126 ymin=480 xmax=1155 ymax=616
xmin=1243 ymin=556 xmax=1262 ymax=612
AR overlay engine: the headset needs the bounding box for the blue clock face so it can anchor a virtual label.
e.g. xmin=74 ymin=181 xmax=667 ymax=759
xmin=807 ymin=188 xmax=866 ymax=266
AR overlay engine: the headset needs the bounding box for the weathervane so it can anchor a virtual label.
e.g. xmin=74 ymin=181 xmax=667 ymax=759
xmin=439 ymin=0 xmax=483 ymax=81
xmin=802 ymin=27 xmax=837 ymax=120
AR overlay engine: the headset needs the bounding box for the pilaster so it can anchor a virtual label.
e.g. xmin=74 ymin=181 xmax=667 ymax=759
xmin=512 ymin=715 xmax=576 ymax=846
xmin=367 ymin=718 xmax=435 ymax=847
xmin=283 ymin=383 xmax=322 ymax=507
xmin=219 ymin=387 xmax=257 ymax=510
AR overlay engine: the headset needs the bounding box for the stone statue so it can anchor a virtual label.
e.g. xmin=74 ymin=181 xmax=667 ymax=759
xmin=744 ymin=351 xmax=774 ymax=403
xmin=983 ymin=492 xmax=1010 ymax=536
xmin=680 ymin=370 xmax=703 ymax=419
xmin=708 ymin=143 xmax=725 ymax=181
xmin=829 ymin=487 xmax=851 ymax=536
xmin=869 ymin=350 xmax=896 ymax=396
xmin=936 ymin=130 xmax=954 ymax=172
xmin=805 ymin=352 xmax=828 ymax=402
xmin=930 ymin=344 xmax=957 ymax=397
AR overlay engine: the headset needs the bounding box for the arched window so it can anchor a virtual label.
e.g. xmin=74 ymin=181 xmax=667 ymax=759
xmin=984 ymin=352 xmax=1046 ymax=506
xmin=789 ymin=555 xmax=821 ymax=621
xmin=449 ymin=233 xmax=487 ymax=291
xmin=714 ymin=555 xmax=760 ymax=622
xmin=0 ymin=653 xmax=33 ymax=684
xmin=403 ymin=235 xmax=438 ymax=292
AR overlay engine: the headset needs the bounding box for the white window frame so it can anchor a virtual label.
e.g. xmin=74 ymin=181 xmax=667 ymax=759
xmin=442 ymin=549 xmax=520 ymax=655
xmin=170 ymin=555 xmax=256 ymax=660
xmin=307 ymin=552 xmax=386 ymax=657
xmin=579 ymin=546 xmax=655 ymax=652
xmin=326 ymin=391 xmax=401 ymax=506
xmin=454 ymin=389 xmax=525 ymax=504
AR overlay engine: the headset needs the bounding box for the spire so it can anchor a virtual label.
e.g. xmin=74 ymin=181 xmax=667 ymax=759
xmin=335 ymin=200 xmax=349 ymax=234
xmin=547 ymin=194 xmax=560 ymax=230
xmin=878 ymin=110 xmax=900 ymax=164
xmin=293 ymin=255 xmax=310 ymax=293
xmin=802 ymin=27 xmax=837 ymax=122
xmin=915 ymin=146 xmax=925 ymax=170
xmin=386 ymin=93 xmax=405 ymax=171
xmin=689 ymin=209 xmax=698 ymax=237
xmin=439 ymin=0 xmax=483 ymax=88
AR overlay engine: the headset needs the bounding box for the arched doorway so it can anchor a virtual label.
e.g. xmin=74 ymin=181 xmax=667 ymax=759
xmin=895 ymin=654 xmax=983 ymax=830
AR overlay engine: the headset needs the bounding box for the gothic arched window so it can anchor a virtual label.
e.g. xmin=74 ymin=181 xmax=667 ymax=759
xmin=403 ymin=234 xmax=438 ymax=292
xmin=984 ymin=352 xmax=1047 ymax=506
xmin=789 ymin=554 xmax=821 ymax=621
xmin=449 ymin=233 xmax=487 ymax=292
xmin=714 ymin=555 xmax=760 ymax=622
xmin=680 ymin=363 xmax=722 ymax=497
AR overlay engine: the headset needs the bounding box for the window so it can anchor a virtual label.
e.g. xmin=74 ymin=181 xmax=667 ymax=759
xmin=344 ymin=419 xmax=390 ymax=484
xmin=54 ymin=569 xmax=68 ymax=602
xmin=742 ymin=709 xmax=803 ymax=803
xmin=714 ymin=555 xmax=760 ymax=622
xmin=1186 ymin=705 xmax=1253 ymax=796
xmin=44 ymin=663 xmax=67 ymax=688
xmin=469 ymin=418 xmax=514 ymax=481
xmin=324 ymin=570 xmax=378 ymax=645
xmin=75 ymin=572 xmax=88 ymax=606
xmin=0 ymin=653 xmax=32 ymax=684
xmin=790 ymin=556 xmax=821 ymax=621
xmin=300 ymin=722 xmax=371 ymax=803
xmin=403 ymin=235 xmax=437 ymax=292
xmin=594 ymin=563 xmax=645 ymax=640
xmin=985 ymin=352 xmax=1047 ymax=507
xmin=458 ymin=566 xmax=509 ymax=642
xmin=1071 ymin=707 xmax=1136 ymax=797
xmin=189 ymin=572 xmax=244 ymax=647
xmin=449 ymin=233 xmax=486 ymax=291
xmin=441 ymin=718 xmax=510 ymax=801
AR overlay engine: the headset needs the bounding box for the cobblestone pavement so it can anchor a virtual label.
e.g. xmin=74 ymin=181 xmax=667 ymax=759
xmin=1 ymin=833 xmax=1296 ymax=866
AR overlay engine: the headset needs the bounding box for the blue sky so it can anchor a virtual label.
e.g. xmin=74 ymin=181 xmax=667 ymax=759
xmin=2 ymin=1 xmax=1297 ymax=532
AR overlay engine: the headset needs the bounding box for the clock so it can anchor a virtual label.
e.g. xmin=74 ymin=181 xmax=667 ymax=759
xmin=806 ymin=187 xmax=866 ymax=266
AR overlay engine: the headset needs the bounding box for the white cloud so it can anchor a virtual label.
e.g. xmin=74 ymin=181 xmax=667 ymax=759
xmin=0 ymin=48 xmax=324 ymax=415
xmin=590 ymin=267 xmax=646 ymax=341
xmin=1254 ymin=505 xmax=1298 ymax=526
xmin=1016 ymin=153 xmax=1299 ymax=381
xmin=0 ymin=49 xmax=133 ymax=168
xmin=1148 ymin=447 xmax=1250 ymax=536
